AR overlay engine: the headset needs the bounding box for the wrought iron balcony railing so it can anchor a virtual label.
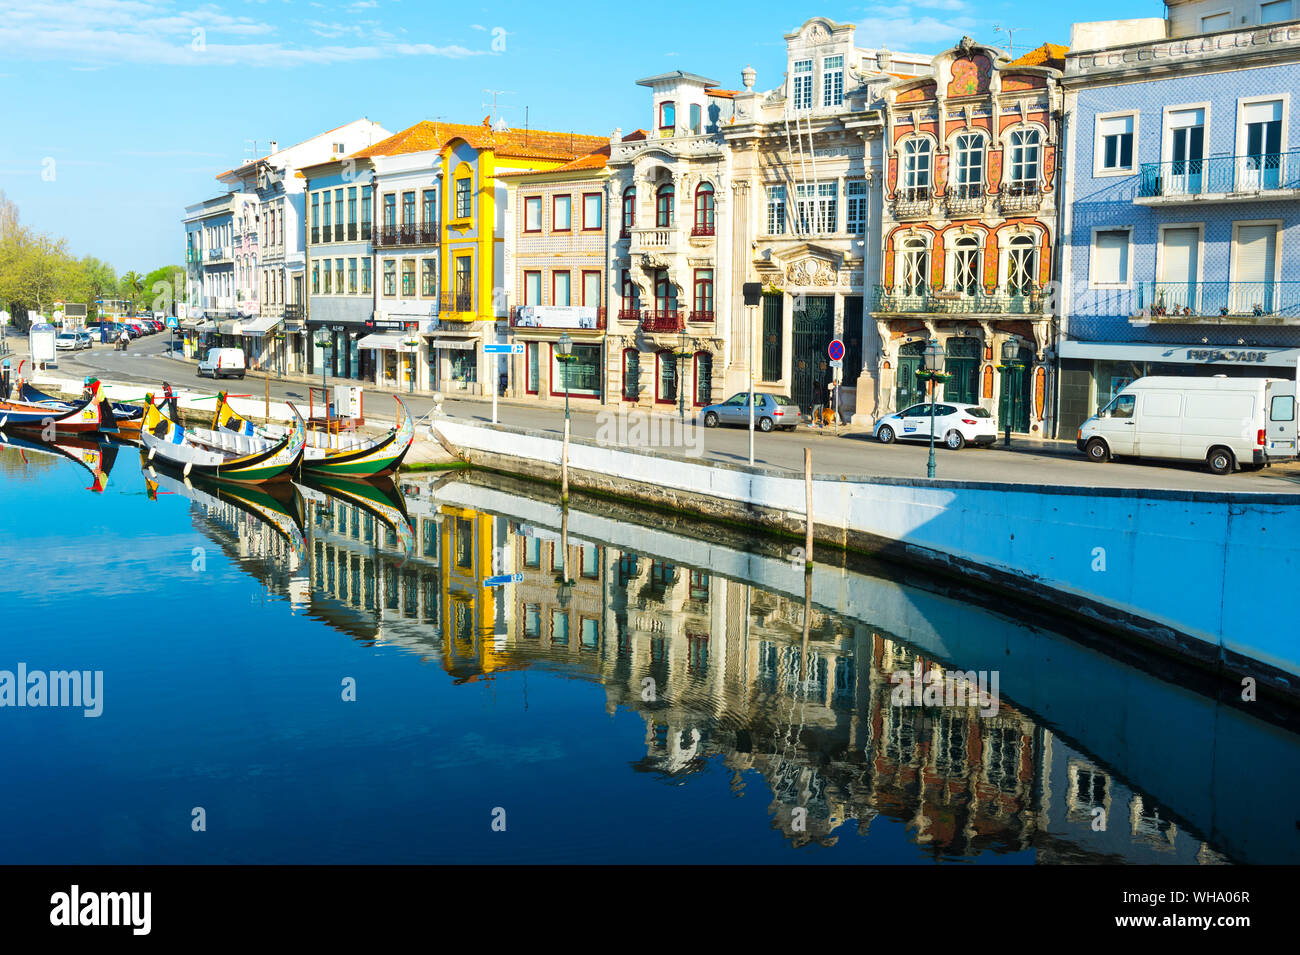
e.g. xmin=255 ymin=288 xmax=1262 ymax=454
xmin=439 ymin=291 xmax=475 ymax=314
xmin=892 ymin=187 xmax=932 ymax=218
xmin=310 ymin=227 xmax=319 ymax=244
xmin=617 ymin=307 xmax=642 ymax=322
xmin=375 ymin=226 xmax=399 ymax=248
xmin=1138 ymin=151 xmax=1300 ymax=199
xmin=945 ymin=183 xmax=984 ymax=215
xmin=282 ymin=304 xmax=302 ymax=321
xmin=334 ymin=224 xmax=344 ymax=241
xmin=418 ymin=224 xmax=439 ymax=244
xmin=641 ymin=310 xmax=685 ymax=332
xmin=347 ymin=223 xmax=357 ymax=240
xmin=999 ymin=182 xmax=1042 ymax=213
xmin=360 ymin=222 xmax=372 ymax=240
xmin=318 ymin=225 xmax=330 ymax=242
xmin=1135 ymin=281 xmax=1300 ymax=323
xmin=690 ymin=223 xmax=716 ymax=237
xmin=872 ymin=285 xmax=1047 ymax=315
xmin=688 ymin=309 xmax=715 ymax=322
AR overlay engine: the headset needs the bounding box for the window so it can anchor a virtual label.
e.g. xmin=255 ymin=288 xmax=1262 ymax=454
xmin=361 ymin=258 xmax=371 ymax=293
xmin=523 ymin=604 xmax=541 ymax=639
xmin=334 ymin=190 xmax=343 ymax=236
xmin=657 ymin=349 xmax=677 ymax=404
xmin=552 ymin=270 xmax=571 ymax=306
xmin=455 ymin=177 xmax=471 ymax=218
xmin=583 ymin=193 xmax=602 ymax=230
xmin=552 ymin=194 xmax=572 ymax=231
xmin=348 ymin=258 xmax=357 ymax=294
xmin=582 ymin=270 xmax=601 ymax=307
xmin=1008 ymin=129 xmax=1041 ymax=189
xmin=323 ymin=260 xmax=333 ymax=293
xmin=382 ymin=259 xmax=396 ymax=296
xmin=1261 ymin=0 xmax=1293 ymax=23
xmin=794 ymin=182 xmax=837 ymax=232
xmin=524 ymin=196 xmax=542 ymax=232
xmin=694 ymin=183 xmax=715 ymax=234
xmin=1271 ymin=395 xmax=1296 ymax=421
xmin=793 ymin=59 xmax=813 ymax=111
xmin=552 ymin=343 xmax=601 ymax=397
xmin=902 ymin=138 xmax=932 ymax=194
xmin=620 ymin=269 xmax=640 ymax=315
xmin=655 ymin=183 xmax=674 ymax=227
xmin=693 ymin=352 xmax=712 ymax=406
xmin=692 ymin=269 xmax=713 ymax=318
xmin=1097 ymin=113 xmax=1136 ymax=173
xmin=689 ymin=103 xmax=702 ymax=134
xmin=1166 ymin=108 xmax=1205 ymax=195
xmin=1092 ymin=229 xmax=1131 ymax=286
xmin=551 ymin=611 xmax=569 ymax=647
xmin=659 ymin=100 xmax=675 ymax=133
xmin=310 ymin=195 xmax=320 ymax=241
xmin=846 ymin=180 xmax=867 ymax=233
xmin=822 ymin=55 xmax=844 ymax=107
xmin=382 ymin=194 xmax=396 ymax=229
xmin=953 ymin=133 xmax=985 ymax=197
xmin=401 ymin=259 xmax=416 ymax=297
xmin=952 ymin=235 xmax=981 ymax=294
xmin=1242 ymin=99 xmax=1283 ymax=190
xmin=361 ymin=188 xmax=372 ymax=236
xmin=1201 ymin=11 xmax=1232 ymax=30
xmin=526 ymin=341 xmax=540 ymax=394
xmin=621 ymin=188 xmax=635 ymax=235
xmin=421 ymin=259 xmax=436 ymax=297
xmin=1007 ymin=234 xmax=1038 ymax=295
xmin=654 ymin=270 xmax=677 ymax=314
xmin=899 ymin=238 xmax=928 ymax=295
xmin=766 ymin=185 xmax=787 ymax=234
xmin=454 ymin=257 xmax=472 ymax=304
xmin=400 ymin=192 xmax=415 ymax=230
xmin=335 ymin=259 xmax=343 ymax=294
xmin=347 ymin=188 xmax=357 ymax=233
xmin=622 ymin=348 xmax=640 ymax=400
xmin=523 ymin=270 xmax=541 ymax=305
xmin=311 ymin=263 xmax=319 ymax=294
xmin=321 ymin=192 xmax=332 ymax=237
xmin=422 ymin=189 xmax=436 ymax=227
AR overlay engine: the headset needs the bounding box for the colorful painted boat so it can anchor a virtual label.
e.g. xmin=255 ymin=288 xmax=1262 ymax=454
xmin=211 ymin=391 xmax=414 ymax=478
xmin=139 ymin=391 xmax=305 ymax=483
xmin=0 ymin=430 xmax=120 ymax=492
xmin=0 ymin=379 xmax=116 ymax=434
xmin=296 ymin=474 xmax=415 ymax=558
xmin=18 ymin=380 xmax=144 ymax=435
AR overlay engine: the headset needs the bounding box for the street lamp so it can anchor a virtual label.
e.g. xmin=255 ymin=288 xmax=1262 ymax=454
xmin=915 ymin=338 xmax=946 ymax=479
xmin=402 ymin=329 xmax=420 ymax=394
xmin=677 ymin=325 xmax=689 ymax=422
xmin=999 ymin=337 xmax=1023 ymax=448
xmin=313 ymin=327 xmax=332 ymax=401
xmin=555 ymin=332 xmax=573 ymax=422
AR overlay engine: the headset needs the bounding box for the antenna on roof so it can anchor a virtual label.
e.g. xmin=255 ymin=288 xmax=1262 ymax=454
xmin=525 ymin=106 xmax=529 ymax=144
xmin=482 ymin=89 xmax=516 ymax=131
xmin=993 ymin=25 xmax=1021 ymax=59
xmin=244 ymin=139 xmax=259 ymax=162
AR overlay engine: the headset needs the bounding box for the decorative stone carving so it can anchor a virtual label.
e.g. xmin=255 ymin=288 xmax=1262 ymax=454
xmin=785 ymin=258 xmax=838 ymax=287
xmin=641 ymin=253 xmax=668 ymax=271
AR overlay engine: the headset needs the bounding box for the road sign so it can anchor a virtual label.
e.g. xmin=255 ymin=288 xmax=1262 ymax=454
xmin=484 ymin=343 xmax=524 ymax=355
xmin=829 ymin=358 xmax=842 ymax=369
xmin=827 ymin=339 xmax=845 ymax=362
xmin=166 ymin=316 xmax=178 ymax=328
xmin=484 ymin=573 xmax=523 ymax=587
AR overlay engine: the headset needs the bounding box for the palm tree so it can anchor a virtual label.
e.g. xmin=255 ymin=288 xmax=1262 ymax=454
xmin=118 ymin=271 xmax=144 ymax=309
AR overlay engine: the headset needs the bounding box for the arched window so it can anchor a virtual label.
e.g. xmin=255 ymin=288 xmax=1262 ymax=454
xmin=693 ymin=351 xmax=713 ymax=406
xmin=656 ymin=183 xmax=675 ymax=228
xmin=899 ymin=237 xmax=929 ymax=296
xmin=952 ymin=133 xmax=985 ymax=200
xmin=621 ymin=188 xmax=636 ymax=236
xmin=622 ymin=348 xmax=641 ymax=401
xmin=1007 ymin=234 xmax=1038 ymax=297
xmin=952 ymin=235 xmax=981 ymax=295
xmin=901 ymin=138 xmax=932 ymax=197
xmin=656 ymin=349 xmax=677 ymax=404
xmin=693 ymin=183 xmax=715 ymax=235
xmin=1008 ymin=129 xmax=1041 ymax=192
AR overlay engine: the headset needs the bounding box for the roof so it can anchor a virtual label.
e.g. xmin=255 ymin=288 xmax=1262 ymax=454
xmin=496 ymin=130 xmax=647 ymax=179
xmin=1009 ymin=43 xmax=1068 ymax=69
xmin=636 ymin=70 xmax=721 ymax=88
xmin=348 ymin=118 xmax=608 ymax=163
xmin=215 ymin=118 xmax=378 ymax=181
xmin=707 ymin=89 xmax=740 ymax=99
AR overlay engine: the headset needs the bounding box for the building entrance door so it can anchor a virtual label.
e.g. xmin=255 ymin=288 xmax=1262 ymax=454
xmin=895 ymin=340 xmax=926 ymax=410
xmin=791 ymin=295 xmax=833 ymax=415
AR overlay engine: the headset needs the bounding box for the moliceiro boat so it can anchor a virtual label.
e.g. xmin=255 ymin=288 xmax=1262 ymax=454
xmin=0 ymin=379 xmax=116 ymax=434
xmin=211 ymin=392 xmax=415 ymax=479
xmin=18 ymin=380 xmax=144 ymax=435
xmin=140 ymin=392 xmax=305 ymax=483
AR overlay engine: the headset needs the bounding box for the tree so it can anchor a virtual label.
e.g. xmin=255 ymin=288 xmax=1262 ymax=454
xmin=143 ymin=264 xmax=185 ymax=314
xmin=118 ymin=270 xmax=145 ymax=309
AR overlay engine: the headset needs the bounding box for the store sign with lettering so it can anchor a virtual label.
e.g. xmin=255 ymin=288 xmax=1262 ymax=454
xmin=1185 ymin=349 xmax=1269 ymax=363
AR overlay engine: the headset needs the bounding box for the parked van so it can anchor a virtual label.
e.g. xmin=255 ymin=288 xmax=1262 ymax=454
xmin=1078 ymin=376 xmax=1298 ymax=474
xmin=197 ymin=348 xmax=246 ymax=380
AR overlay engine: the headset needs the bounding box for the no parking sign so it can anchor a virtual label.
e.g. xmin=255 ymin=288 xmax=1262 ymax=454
xmin=827 ymin=339 xmax=844 ymax=362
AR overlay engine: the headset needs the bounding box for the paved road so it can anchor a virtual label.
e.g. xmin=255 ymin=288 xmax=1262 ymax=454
xmin=38 ymin=341 xmax=1300 ymax=494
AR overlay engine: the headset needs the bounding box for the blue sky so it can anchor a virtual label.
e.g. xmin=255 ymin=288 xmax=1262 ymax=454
xmin=0 ymin=0 xmax=1164 ymax=272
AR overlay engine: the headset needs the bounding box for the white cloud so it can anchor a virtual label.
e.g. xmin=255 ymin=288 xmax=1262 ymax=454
xmin=0 ymin=0 xmax=491 ymax=68
xmin=856 ymin=8 xmax=978 ymax=51
xmin=911 ymin=0 xmax=969 ymax=10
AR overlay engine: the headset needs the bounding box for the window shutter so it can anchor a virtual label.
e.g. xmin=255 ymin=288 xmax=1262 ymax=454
xmin=1235 ymin=225 xmax=1277 ymax=285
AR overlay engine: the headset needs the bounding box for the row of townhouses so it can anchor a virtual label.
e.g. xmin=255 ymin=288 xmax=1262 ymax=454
xmin=181 ymin=2 xmax=1300 ymax=437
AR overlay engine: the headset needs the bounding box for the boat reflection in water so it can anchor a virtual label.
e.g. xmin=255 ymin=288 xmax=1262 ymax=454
xmin=142 ymin=462 xmax=1299 ymax=865
xmin=0 ymin=431 xmax=120 ymax=492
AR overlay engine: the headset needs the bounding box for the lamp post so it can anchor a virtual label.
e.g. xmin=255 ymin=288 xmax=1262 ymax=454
xmin=402 ymin=329 xmax=420 ymax=395
xmin=313 ymin=327 xmax=331 ymax=406
xmin=677 ymin=325 xmax=688 ymax=423
xmin=916 ymin=338 xmax=945 ymax=479
xmin=741 ymin=282 xmax=764 ymax=466
xmin=999 ymin=337 xmax=1022 ymax=448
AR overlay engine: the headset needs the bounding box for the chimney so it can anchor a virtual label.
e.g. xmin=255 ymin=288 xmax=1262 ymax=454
xmin=611 ymin=127 xmax=622 ymax=145
xmin=269 ymin=140 xmax=278 ymax=154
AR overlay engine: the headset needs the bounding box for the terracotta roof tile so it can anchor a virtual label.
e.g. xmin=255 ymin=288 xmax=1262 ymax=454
xmin=1009 ymin=43 xmax=1068 ymax=68
xmin=347 ymin=118 xmax=607 ymax=163
xmin=707 ymin=88 xmax=739 ymax=98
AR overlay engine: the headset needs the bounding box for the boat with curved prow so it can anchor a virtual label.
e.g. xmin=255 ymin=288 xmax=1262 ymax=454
xmin=18 ymin=380 xmax=144 ymax=435
xmin=0 ymin=379 xmax=115 ymax=434
xmin=139 ymin=392 xmax=305 ymax=483
xmin=211 ymin=391 xmax=414 ymax=479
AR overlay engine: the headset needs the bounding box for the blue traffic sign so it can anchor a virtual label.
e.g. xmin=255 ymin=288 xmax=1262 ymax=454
xmin=485 ymin=573 xmax=523 ymax=587
xmin=166 ymin=317 xmax=178 ymax=328
xmin=484 ymin=343 xmax=524 ymax=355
xmin=828 ymin=339 xmax=845 ymax=362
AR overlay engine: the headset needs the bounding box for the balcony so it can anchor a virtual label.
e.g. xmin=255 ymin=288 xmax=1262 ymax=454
xmin=945 ymin=184 xmax=985 ymax=216
xmin=892 ymin=187 xmax=932 ymax=219
xmin=439 ymin=291 xmax=475 ymax=315
xmin=641 ymin=310 xmax=685 ymax=333
xmin=1134 ymin=282 xmax=1300 ymax=325
xmin=283 ymin=304 xmax=302 ymax=321
xmin=1137 ymin=152 xmax=1300 ymax=204
xmin=688 ymin=309 xmax=715 ymax=323
xmin=419 ymin=224 xmax=438 ymax=244
xmin=617 ymin=307 xmax=642 ymax=322
xmin=399 ymin=224 xmax=418 ymax=246
xmin=872 ymin=285 xmax=1047 ymax=315
xmin=334 ymin=224 xmax=344 ymax=242
xmin=999 ymin=182 xmax=1042 ymax=214
xmin=629 ymin=227 xmax=677 ymax=255
xmin=510 ymin=305 xmax=605 ymax=330
xmin=374 ymin=226 xmax=400 ymax=248
xmin=347 ymin=223 xmax=357 ymax=241
xmin=690 ymin=223 xmax=716 ymax=238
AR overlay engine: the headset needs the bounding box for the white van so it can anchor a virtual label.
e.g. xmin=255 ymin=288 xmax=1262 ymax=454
xmin=197 ymin=347 xmax=246 ymax=380
xmin=1078 ymin=376 xmax=1298 ymax=474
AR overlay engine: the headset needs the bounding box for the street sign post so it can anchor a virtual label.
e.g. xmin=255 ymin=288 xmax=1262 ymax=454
xmin=827 ymin=339 xmax=845 ymax=362
xmin=483 ymin=342 xmax=523 ymax=425
xmin=484 ymin=573 xmax=523 ymax=587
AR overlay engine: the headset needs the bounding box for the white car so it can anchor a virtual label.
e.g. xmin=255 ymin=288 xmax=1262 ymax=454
xmin=874 ymin=402 xmax=998 ymax=449
xmin=55 ymin=332 xmax=79 ymax=351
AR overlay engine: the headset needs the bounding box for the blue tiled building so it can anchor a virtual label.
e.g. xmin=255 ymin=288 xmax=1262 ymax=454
xmin=1059 ymin=2 xmax=1300 ymax=435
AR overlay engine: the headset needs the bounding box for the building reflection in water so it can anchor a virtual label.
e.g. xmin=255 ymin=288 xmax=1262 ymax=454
xmin=167 ymin=470 xmax=1265 ymax=865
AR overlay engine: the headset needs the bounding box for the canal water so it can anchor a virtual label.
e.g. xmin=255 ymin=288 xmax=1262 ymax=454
xmin=0 ymin=438 xmax=1297 ymax=864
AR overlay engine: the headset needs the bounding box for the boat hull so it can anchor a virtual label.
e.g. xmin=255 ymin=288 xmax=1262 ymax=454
xmin=140 ymin=393 xmax=304 ymax=484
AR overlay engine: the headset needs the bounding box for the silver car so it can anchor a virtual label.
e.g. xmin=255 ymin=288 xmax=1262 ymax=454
xmin=699 ymin=392 xmax=801 ymax=432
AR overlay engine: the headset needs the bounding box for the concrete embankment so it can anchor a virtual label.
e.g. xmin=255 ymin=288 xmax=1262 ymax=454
xmin=431 ymin=417 xmax=1300 ymax=701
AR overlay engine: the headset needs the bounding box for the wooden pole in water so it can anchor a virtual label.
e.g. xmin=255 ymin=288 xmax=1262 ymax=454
xmin=804 ymin=447 xmax=813 ymax=568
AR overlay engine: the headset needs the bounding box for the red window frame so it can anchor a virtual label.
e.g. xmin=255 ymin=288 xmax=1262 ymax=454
xmin=655 ymin=349 xmax=677 ymax=404
xmin=525 ymin=340 xmax=540 ymax=395
xmin=692 ymin=350 xmax=713 ymax=407
xmin=551 ymin=269 xmax=571 ymax=306
xmin=622 ymin=347 xmax=640 ymax=401
xmin=655 ymin=184 xmax=674 ymax=228
xmin=621 ymin=188 xmax=635 ymax=235
xmin=659 ymin=101 xmax=675 ymax=132
xmin=522 ymin=270 xmax=541 ymax=305
xmin=551 ymin=194 xmax=572 ymax=233
xmin=581 ymin=270 xmax=602 ymax=306
xmin=694 ymin=183 xmax=715 ymax=234
xmin=582 ymin=192 xmax=602 ymax=231
xmin=523 ymin=196 xmax=542 ymax=233
xmin=692 ymin=269 xmax=713 ymax=319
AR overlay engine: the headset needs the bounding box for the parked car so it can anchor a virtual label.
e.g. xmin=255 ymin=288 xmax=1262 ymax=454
xmin=75 ymin=331 xmax=93 ymax=350
xmin=197 ymin=347 xmax=246 ymax=380
xmin=55 ymin=332 xmax=79 ymax=351
xmin=699 ymin=392 xmax=801 ymax=432
xmin=874 ymin=403 xmax=998 ymax=450
xmin=1077 ymin=376 xmax=1298 ymax=474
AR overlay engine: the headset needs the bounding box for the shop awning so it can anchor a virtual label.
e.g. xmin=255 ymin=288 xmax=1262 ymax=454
xmin=356 ymin=332 xmax=418 ymax=350
xmin=426 ymin=337 xmax=476 ymax=350
xmin=218 ymin=320 xmax=240 ymax=335
xmin=237 ymin=316 xmax=283 ymax=336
